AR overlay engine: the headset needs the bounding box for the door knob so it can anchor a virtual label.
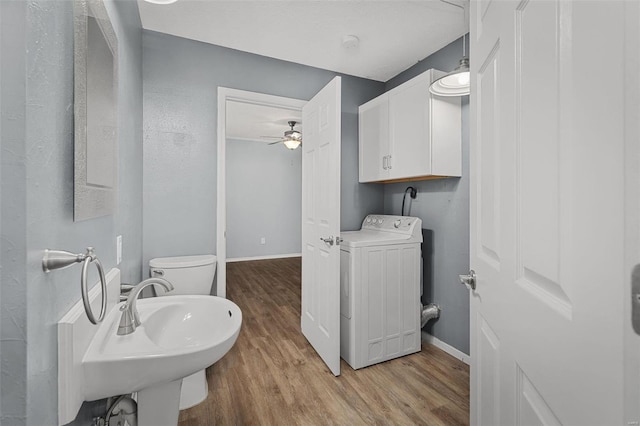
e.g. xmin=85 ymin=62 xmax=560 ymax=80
xmin=320 ymin=236 xmax=335 ymax=246
xmin=459 ymin=270 xmax=477 ymax=291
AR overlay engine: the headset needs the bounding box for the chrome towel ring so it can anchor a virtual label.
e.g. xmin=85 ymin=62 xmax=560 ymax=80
xmin=42 ymin=247 xmax=107 ymax=324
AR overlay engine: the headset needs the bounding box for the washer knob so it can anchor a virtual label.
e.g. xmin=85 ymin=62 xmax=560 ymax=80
xmin=394 ymin=219 xmax=401 ymax=228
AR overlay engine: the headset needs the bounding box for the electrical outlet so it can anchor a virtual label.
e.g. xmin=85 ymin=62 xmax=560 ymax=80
xmin=116 ymin=235 xmax=122 ymax=265
xmin=260 ymin=237 xmax=266 ymax=245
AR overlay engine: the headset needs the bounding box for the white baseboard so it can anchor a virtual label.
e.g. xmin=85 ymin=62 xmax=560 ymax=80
xmin=421 ymin=331 xmax=471 ymax=365
xmin=226 ymin=253 xmax=302 ymax=263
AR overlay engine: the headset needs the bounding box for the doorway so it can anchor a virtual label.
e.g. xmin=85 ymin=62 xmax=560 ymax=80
xmin=216 ymin=88 xmax=306 ymax=297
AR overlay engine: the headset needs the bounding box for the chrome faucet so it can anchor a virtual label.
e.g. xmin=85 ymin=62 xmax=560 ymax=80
xmin=117 ymin=278 xmax=174 ymax=335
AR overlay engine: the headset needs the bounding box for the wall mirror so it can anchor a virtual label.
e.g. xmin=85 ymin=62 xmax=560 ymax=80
xmin=74 ymin=0 xmax=118 ymax=221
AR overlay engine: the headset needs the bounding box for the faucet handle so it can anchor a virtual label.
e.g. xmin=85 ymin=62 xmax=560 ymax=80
xmin=117 ymin=309 xmax=137 ymax=335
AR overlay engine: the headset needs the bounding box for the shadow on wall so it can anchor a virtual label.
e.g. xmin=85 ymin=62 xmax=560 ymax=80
xmin=413 ymin=177 xmax=461 ymax=195
xmin=421 ymin=228 xmax=437 ymax=333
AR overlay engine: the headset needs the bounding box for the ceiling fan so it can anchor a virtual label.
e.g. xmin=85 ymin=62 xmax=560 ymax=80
xmin=266 ymin=121 xmax=302 ymax=150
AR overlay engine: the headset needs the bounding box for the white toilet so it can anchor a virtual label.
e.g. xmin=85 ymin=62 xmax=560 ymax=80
xmin=149 ymin=254 xmax=217 ymax=410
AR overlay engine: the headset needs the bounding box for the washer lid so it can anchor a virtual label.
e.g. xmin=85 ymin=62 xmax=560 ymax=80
xmin=340 ymin=230 xmax=419 ymax=248
xmin=150 ymin=254 xmax=217 ymax=269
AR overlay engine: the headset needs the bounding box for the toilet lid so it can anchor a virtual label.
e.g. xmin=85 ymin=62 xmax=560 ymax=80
xmin=150 ymin=254 xmax=217 ymax=269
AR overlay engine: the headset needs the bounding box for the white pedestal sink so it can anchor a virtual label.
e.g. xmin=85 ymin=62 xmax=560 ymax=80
xmin=58 ymin=270 xmax=242 ymax=426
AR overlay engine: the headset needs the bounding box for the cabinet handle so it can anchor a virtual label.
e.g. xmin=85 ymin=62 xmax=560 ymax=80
xmin=388 ymin=155 xmax=392 ymax=169
xmin=382 ymin=156 xmax=388 ymax=170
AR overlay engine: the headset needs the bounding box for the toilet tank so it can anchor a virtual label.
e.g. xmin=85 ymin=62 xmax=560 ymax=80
xmin=149 ymin=255 xmax=217 ymax=296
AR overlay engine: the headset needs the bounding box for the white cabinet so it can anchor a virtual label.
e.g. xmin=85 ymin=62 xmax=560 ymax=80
xmin=358 ymin=69 xmax=462 ymax=183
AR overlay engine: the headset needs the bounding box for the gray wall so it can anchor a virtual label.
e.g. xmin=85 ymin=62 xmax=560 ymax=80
xmin=142 ymin=31 xmax=385 ymax=269
xmin=0 ymin=0 xmax=143 ymax=424
xmin=226 ymin=139 xmax=302 ymax=259
xmin=1 ymin=2 xmax=27 ymax=422
xmin=383 ymin=37 xmax=470 ymax=354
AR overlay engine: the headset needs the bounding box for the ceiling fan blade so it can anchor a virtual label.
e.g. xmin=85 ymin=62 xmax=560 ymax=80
xmin=260 ymin=135 xmax=281 ymax=139
xmin=268 ymin=140 xmax=284 ymax=145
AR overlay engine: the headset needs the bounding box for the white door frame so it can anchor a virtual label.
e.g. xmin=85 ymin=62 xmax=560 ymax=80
xmin=216 ymin=88 xmax=306 ymax=297
xmin=624 ymin=0 xmax=640 ymax=421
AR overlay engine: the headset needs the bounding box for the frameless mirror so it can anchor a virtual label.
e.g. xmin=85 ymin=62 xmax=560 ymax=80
xmin=74 ymin=0 xmax=118 ymax=221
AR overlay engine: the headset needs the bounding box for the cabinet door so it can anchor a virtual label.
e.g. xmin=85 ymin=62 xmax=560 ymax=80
xmin=388 ymin=76 xmax=431 ymax=179
xmin=359 ymin=95 xmax=389 ymax=182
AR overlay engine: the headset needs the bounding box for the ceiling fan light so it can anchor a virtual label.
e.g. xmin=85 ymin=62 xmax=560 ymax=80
xmin=284 ymin=139 xmax=301 ymax=150
xmin=429 ymin=57 xmax=470 ymax=97
xmin=285 ymin=130 xmax=302 ymax=140
xmin=144 ymin=0 xmax=178 ymax=4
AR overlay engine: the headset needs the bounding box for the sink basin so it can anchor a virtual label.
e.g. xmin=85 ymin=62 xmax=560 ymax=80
xmin=83 ymin=295 xmax=242 ymax=401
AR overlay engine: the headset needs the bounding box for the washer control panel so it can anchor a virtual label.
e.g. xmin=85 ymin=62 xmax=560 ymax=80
xmin=362 ymin=214 xmax=421 ymax=236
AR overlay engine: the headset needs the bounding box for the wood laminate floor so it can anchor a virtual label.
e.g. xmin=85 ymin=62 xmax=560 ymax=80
xmin=178 ymin=257 xmax=469 ymax=426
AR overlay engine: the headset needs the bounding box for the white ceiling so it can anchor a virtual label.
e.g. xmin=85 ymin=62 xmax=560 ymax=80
xmin=138 ymin=0 xmax=468 ymax=82
xmin=226 ymin=101 xmax=302 ymax=143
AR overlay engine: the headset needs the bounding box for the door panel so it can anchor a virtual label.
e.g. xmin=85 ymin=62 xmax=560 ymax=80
xmin=515 ymin=0 xmax=571 ymax=316
xmin=301 ymin=77 xmax=341 ymax=376
xmin=478 ymin=316 xmax=500 ymax=426
xmin=317 ymin=247 xmax=331 ymax=337
xmin=302 ymin=244 xmax=315 ymax=322
xmin=477 ymin=42 xmax=501 ymax=270
xmin=516 ymin=367 xmax=561 ymax=426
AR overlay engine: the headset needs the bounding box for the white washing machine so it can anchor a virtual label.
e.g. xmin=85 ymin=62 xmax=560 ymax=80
xmin=340 ymin=214 xmax=423 ymax=370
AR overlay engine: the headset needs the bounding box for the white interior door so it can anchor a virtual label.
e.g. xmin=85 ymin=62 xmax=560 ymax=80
xmin=301 ymin=77 xmax=342 ymax=376
xmin=470 ymin=1 xmax=631 ymax=424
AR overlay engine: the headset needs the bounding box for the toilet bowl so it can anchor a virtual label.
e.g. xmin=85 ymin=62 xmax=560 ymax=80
xmin=148 ymin=254 xmax=217 ymax=410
